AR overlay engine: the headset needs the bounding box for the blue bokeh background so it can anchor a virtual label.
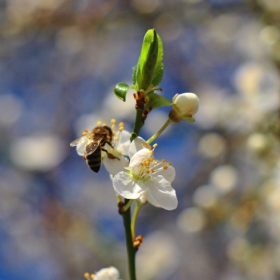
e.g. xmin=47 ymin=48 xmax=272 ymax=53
xmin=1 ymin=0 xmax=280 ymax=279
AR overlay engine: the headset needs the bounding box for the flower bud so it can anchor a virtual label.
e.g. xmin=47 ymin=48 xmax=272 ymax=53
xmin=169 ymin=92 xmax=199 ymax=123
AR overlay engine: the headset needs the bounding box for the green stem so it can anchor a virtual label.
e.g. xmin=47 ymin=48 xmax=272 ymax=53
xmin=121 ymin=199 xmax=137 ymax=280
xmin=130 ymin=108 xmax=144 ymax=142
xmin=131 ymin=201 xmax=143 ymax=240
xmin=147 ymin=118 xmax=172 ymax=144
xmin=116 ymin=195 xmax=122 ymax=204
xmin=122 ymin=199 xmax=134 ymax=213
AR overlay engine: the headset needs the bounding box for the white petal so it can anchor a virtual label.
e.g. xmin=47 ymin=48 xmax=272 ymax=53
xmin=157 ymin=165 xmax=176 ymax=182
xmin=116 ymin=130 xmax=130 ymax=144
xmin=129 ymin=148 xmax=151 ymax=174
xmin=128 ymin=137 xmax=147 ymax=158
xmin=94 ymin=266 xmax=120 ymax=280
xmin=76 ymin=137 xmax=87 ymax=156
xmin=103 ymin=156 xmax=129 ymax=175
xmin=145 ymin=175 xmax=178 ymax=210
xmin=113 ymin=172 xmax=144 ymax=199
xmin=115 ymin=130 xmax=131 ymax=155
xmin=118 ymin=142 xmax=130 ymax=156
xmin=139 ymin=191 xmax=148 ymax=204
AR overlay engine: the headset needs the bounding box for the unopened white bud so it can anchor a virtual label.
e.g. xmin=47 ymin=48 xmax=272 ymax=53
xmin=169 ymin=92 xmax=199 ymax=123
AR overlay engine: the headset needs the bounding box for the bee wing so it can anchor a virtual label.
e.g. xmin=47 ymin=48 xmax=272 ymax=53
xmin=85 ymin=137 xmax=103 ymax=156
xmin=70 ymin=136 xmax=85 ymax=147
xmin=70 ymin=135 xmax=89 ymax=156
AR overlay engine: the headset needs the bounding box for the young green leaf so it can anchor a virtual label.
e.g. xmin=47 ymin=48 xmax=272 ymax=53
xmin=136 ymin=29 xmax=158 ymax=91
xmin=146 ymin=92 xmax=172 ymax=110
xmin=151 ymin=33 xmax=164 ymax=86
xmin=114 ymin=82 xmax=130 ymax=102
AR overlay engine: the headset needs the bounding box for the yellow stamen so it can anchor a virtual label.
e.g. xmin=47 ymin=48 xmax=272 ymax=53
xmin=97 ymin=121 xmax=102 ymax=126
xmin=142 ymin=142 xmax=147 ymax=147
xmin=102 ymin=123 xmax=107 ymax=126
xmin=111 ymin=124 xmax=115 ymax=130
xmin=146 ymin=170 xmax=150 ymax=174
xmin=153 ymin=161 xmax=158 ymax=165
xmin=114 ymin=136 xmax=119 ymax=141
xmin=84 ymin=272 xmax=90 ymax=279
xmin=119 ymin=127 xmax=123 ymax=132
xmin=82 ymin=129 xmax=89 ymax=136
xmin=149 ymin=150 xmax=154 ymax=155
xmin=161 ymin=159 xmax=166 ymax=163
xmin=168 ymin=161 xmax=172 ymax=166
xmin=153 ymin=143 xmax=158 ymax=148
xmin=119 ymin=122 xmax=124 ymax=126
xmin=90 ymin=274 xmax=95 ymax=279
xmin=111 ymin=119 xmax=116 ymax=124
xmin=147 ymin=145 xmax=152 ymax=150
xmin=163 ymin=165 xmax=168 ymax=170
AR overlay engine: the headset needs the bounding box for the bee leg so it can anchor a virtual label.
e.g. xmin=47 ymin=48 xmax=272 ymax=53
xmin=101 ymin=148 xmax=120 ymax=160
xmin=105 ymin=141 xmax=115 ymax=149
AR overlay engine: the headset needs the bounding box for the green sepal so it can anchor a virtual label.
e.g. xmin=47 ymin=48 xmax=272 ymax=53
xmin=130 ymin=132 xmax=138 ymax=142
xmin=146 ymin=92 xmax=171 ymax=110
xmin=136 ymin=29 xmax=158 ymax=91
xmin=114 ymin=82 xmax=130 ymax=102
xmin=181 ymin=116 xmax=196 ymax=122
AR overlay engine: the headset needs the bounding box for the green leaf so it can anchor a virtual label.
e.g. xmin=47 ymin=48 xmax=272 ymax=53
xmin=151 ymin=33 xmax=164 ymax=86
xmin=132 ymin=65 xmax=137 ymax=86
xmin=146 ymin=92 xmax=172 ymax=110
xmin=136 ymin=29 xmax=158 ymax=91
xmin=114 ymin=82 xmax=129 ymax=102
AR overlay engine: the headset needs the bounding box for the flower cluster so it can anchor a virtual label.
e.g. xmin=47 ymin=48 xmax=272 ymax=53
xmin=70 ymin=29 xmax=199 ymax=280
xmin=70 ymin=32 xmax=199 ymax=278
xmin=71 ymin=92 xmax=199 ymax=211
xmin=71 ymin=121 xmax=178 ymax=210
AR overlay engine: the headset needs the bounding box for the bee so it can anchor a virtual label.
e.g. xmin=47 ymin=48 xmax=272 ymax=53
xmin=70 ymin=125 xmax=118 ymax=173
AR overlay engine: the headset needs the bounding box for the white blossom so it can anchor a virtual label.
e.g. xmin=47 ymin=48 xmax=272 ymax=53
xmin=112 ymin=144 xmax=178 ymax=210
xmin=84 ymin=266 xmax=120 ymax=280
xmin=103 ymin=129 xmax=130 ymax=175
xmin=169 ymin=92 xmax=199 ymax=123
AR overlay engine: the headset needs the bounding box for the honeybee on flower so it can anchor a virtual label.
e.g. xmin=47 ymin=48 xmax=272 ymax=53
xmin=70 ymin=119 xmax=130 ymax=174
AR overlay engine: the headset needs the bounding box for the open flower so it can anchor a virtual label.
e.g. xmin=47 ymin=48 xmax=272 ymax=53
xmin=102 ymin=122 xmax=131 ymax=175
xmin=169 ymin=92 xmax=199 ymax=123
xmin=112 ymin=144 xmax=178 ymax=210
xmin=103 ymin=133 xmax=148 ymax=176
xmin=84 ymin=266 xmax=120 ymax=280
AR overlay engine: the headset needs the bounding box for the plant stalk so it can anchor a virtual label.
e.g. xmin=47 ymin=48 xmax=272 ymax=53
xmin=131 ymin=201 xmax=143 ymax=240
xmin=147 ymin=118 xmax=172 ymax=144
xmin=122 ymin=199 xmax=137 ymax=280
xmin=130 ymin=108 xmax=144 ymax=142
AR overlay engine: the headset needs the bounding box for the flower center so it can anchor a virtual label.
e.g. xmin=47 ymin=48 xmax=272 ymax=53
xmin=130 ymin=144 xmax=172 ymax=182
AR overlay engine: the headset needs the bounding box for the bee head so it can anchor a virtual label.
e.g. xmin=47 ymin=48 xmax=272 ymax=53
xmin=102 ymin=125 xmax=113 ymax=141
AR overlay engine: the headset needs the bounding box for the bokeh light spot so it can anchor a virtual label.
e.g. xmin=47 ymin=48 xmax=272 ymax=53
xmin=198 ymin=133 xmax=226 ymax=158
xmin=210 ymin=165 xmax=238 ymax=194
xmin=177 ymin=207 xmax=205 ymax=233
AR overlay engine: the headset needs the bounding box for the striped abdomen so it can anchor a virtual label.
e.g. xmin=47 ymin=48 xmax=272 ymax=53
xmin=85 ymin=146 xmax=102 ymax=173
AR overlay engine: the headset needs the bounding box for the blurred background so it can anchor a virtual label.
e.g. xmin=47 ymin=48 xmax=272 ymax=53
xmin=1 ymin=0 xmax=280 ymax=279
